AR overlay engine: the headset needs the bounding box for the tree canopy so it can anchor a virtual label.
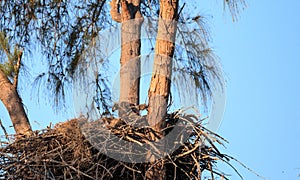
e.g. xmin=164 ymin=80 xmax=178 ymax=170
xmin=0 ymin=0 xmax=245 ymax=114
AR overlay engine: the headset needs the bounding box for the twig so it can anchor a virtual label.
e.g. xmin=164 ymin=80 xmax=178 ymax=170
xmin=124 ymin=136 xmax=143 ymax=146
xmin=120 ymin=162 xmax=142 ymax=173
xmin=224 ymin=154 xmax=267 ymax=180
xmin=50 ymin=159 xmax=95 ymax=180
xmin=175 ymin=141 xmax=199 ymax=158
xmin=0 ymin=116 xmax=244 ymax=180
xmin=176 ymin=3 xmax=186 ymax=21
xmin=0 ymin=119 xmax=9 ymax=141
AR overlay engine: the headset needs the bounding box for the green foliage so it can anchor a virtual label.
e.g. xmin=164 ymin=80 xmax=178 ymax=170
xmin=0 ymin=0 xmax=246 ymax=113
xmin=0 ymin=32 xmax=22 ymax=79
xmin=155 ymin=10 xmax=223 ymax=112
xmin=1 ymin=0 xmax=109 ymax=110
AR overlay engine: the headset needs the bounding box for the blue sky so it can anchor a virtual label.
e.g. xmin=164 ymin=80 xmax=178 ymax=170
xmin=205 ymin=0 xmax=300 ymax=179
xmin=1 ymin=0 xmax=300 ymax=179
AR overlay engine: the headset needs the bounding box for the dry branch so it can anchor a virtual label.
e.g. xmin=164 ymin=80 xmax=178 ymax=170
xmin=0 ymin=114 xmax=242 ymax=179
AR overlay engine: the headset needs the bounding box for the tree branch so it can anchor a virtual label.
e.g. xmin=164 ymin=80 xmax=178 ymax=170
xmin=13 ymin=49 xmax=22 ymax=89
xmin=110 ymin=0 xmax=122 ymax=22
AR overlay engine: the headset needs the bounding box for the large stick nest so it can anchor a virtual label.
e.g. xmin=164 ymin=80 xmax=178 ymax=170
xmin=0 ymin=112 xmax=236 ymax=180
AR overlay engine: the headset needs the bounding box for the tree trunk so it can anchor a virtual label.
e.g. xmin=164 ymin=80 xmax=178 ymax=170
xmin=0 ymin=69 xmax=32 ymax=135
xmin=146 ymin=0 xmax=179 ymax=179
xmin=110 ymin=0 xmax=143 ymax=119
xmin=147 ymin=0 xmax=178 ymax=131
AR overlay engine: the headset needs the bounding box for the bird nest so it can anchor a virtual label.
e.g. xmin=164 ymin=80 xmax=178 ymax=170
xmin=0 ymin=112 xmax=240 ymax=180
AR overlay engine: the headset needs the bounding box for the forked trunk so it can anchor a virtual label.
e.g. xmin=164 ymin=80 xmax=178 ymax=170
xmin=146 ymin=0 xmax=179 ymax=179
xmin=0 ymin=69 xmax=32 ymax=135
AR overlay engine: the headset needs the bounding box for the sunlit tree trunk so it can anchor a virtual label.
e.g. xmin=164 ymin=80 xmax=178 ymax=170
xmin=147 ymin=0 xmax=178 ymax=131
xmin=146 ymin=0 xmax=179 ymax=179
xmin=110 ymin=0 xmax=143 ymax=118
xmin=0 ymin=69 xmax=32 ymax=135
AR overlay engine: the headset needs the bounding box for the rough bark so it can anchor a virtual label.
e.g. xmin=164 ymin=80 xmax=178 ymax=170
xmin=110 ymin=0 xmax=143 ymax=120
xmin=146 ymin=0 xmax=179 ymax=179
xmin=147 ymin=0 xmax=178 ymax=134
xmin=0 ymin=69 xmax=32 ymax=135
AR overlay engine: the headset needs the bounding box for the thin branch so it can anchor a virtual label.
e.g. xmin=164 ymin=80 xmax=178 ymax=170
xmin=175 ymin=3 xmax=186 ymax=21
xmin=13 ymin=49 xmax=22 ymax=88
xmin=0 ymin=119 xmax=9 ymax=141
xmin=224 ymin=154 xmax=267 ymax=180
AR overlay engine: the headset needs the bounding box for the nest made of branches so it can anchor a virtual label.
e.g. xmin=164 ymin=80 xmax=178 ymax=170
xmin=0 ymin=112 xmax=239 ymax=180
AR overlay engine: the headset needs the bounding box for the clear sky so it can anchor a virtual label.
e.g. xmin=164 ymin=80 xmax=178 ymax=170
xmin=204 ymin=0 xmax=300 ymax=179
xmin=1 ymin=0 xmax=300 ymax=179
